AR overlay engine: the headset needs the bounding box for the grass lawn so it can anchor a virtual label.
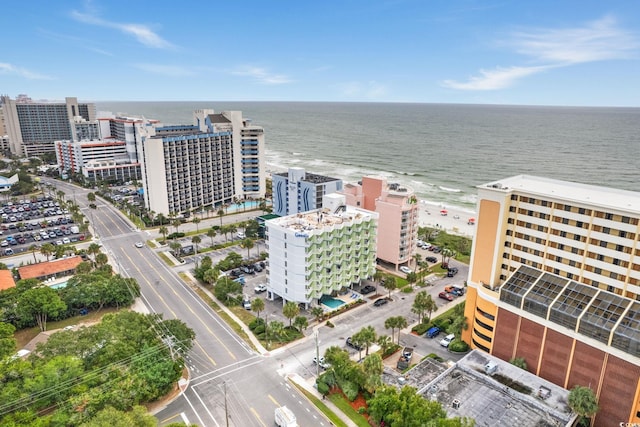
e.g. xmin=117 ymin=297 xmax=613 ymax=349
xmin=291 ymin=381 xmax=348 ymax=427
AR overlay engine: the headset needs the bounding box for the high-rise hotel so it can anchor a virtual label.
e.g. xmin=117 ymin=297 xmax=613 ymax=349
xmin=463 ymin=175 xmax=640 ymax=426
xmin=138 ymin=109 xmax=266 ymax=216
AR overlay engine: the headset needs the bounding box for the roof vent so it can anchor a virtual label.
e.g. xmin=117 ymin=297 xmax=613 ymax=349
xmin=452 ymin=399 xmax=461 ymax=409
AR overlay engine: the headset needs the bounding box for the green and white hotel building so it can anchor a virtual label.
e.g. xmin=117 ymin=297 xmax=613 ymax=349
xmin=266 ymin=193 xmax=378 ymax=308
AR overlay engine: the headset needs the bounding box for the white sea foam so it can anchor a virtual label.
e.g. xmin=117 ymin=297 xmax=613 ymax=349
xmin=439 ymin=186 xmax=461 ymax=193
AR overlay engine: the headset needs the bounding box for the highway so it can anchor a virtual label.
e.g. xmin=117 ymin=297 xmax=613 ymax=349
xmin=42 ymin=179 xmax=326 ymax=427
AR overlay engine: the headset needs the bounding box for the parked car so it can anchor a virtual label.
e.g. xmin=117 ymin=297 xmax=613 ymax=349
xmin=438 ymin=292 xmax=454 ymax=302
xmin=346 ymin=336 xmax=363 ymax=351
xmin=447 ymin=267 xmax=459 ymax=277
xmin=360 ymin=285 xmax=376 ymax=295
xmin=425 ymin=256 xmax=438 ymax=263
xmin=440 ymin=334 xmax=455 ymax=348
xmin=425 ymin=326 xmax=441 ymax=338
xmin=253 ymin=263 xmax=263 ymax=272
xmin=374 ymin=298 xmax=388 ymax=307
xmin=445 ymin=285 xmax=464 ymax=296
xmin=400 ymin=266 xmax=413 ymax=274
xmin=312 ymin=356 xmax=330 ymax=369
xmin=254 ymin=283 xmax=267 ymax=293
xmin=241 ymin=265 xmax=255 ymax=274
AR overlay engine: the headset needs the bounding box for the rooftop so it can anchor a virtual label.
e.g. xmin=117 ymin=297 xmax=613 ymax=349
xmin=386 ymin=350 xmax=575 ymax=427
xmin=17 ymin=256 xmax=83 ymax=280
xmin=0 ymin=270 xmax=15 ymax=291
xmin=275 ymin=170 xmax=341 ymax=184
xmin=481 ymin=175 xmax=640 ymax=213
xmin=268 ymin=206 xmax=375 ymax=234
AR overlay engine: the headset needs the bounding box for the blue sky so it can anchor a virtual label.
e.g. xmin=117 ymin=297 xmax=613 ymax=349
xmin=2 ymin=0 xmax=639 ymax=106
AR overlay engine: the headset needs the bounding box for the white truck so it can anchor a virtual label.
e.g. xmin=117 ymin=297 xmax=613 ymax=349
xmin=274 ymin=406 xmax=297 ymax=427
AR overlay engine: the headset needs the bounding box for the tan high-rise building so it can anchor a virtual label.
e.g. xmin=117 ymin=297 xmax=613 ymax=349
xmin=464 ymin=175 xmax=640 ymax=426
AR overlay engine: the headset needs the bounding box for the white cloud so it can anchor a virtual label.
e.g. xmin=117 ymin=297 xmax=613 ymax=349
xmin=133 ymin=63 xmax=196 ymax=77
xmin=232 ymin=67 xmax=292 ymax=85
xmin=0 ymin=63 xmax=54 ymax=80
xmin=443 ymin=15 xmax=639 ymax=91
xmin=442 ymin=65 xmax=553 ymax=90
xmin=70 ymin=10 xmax=173 ymax=49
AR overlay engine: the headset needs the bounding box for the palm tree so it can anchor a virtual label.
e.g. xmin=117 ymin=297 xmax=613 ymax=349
xmin=251 ymin=297 xmax=265 ymax=323
xmin=282 ymin=301 xmax=300 ymax=328
xmin=413 ymin=253 xmax=422 ymax=270
xmin=384 ymin=317 xmax=398 ymax=345
xmin=376 ymin=335 xmax=393 ymax=354
xmin=217 ymin=208 xmax=225 ymax=228
xmin=87 ymin=243 xmax=101 ymax=266
xmin=424 ymin=294 xmax=438 ymax=322
xmin=359 ymin=325 xmax=377 ymax=356
xmin=95 ymin=253 xmax=108 ymax=267
xmin=241 ymin=238 xmax=254 ymax=259
xmin=191 ymin=235 xmax=202 ymax=256
xmin=373 ymin=270 xmax=384 ymax=295
xmin=382 ymin=275 xmax=397 ymax=300
xmin=171 ymin=219 xmax=182 ymax=238
xmin=207 ymin=228 xmax=217 ymax=247
xmin=28 ymin=244 xmax=38 ymax=263
xmin=395 ymin=316 xmax=408 ymax=344
xmin=169 ymin=241 xmax=182 ymax=258
xmin=193 ymin=217 xmax=201 ymax=233
xmin=311 ymin=306 xmax=324 ymax=323
xmin=159 ymin=226 xmax=169 ymax=243
xmin=268 ymin=320 xmax=285 ymax=344
xmin=40 ymin=243 xmax=54 ymax=262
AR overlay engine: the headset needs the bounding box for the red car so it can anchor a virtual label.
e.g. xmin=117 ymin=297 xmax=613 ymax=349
xmin=438 ymin=291 xmax=454 ymax=302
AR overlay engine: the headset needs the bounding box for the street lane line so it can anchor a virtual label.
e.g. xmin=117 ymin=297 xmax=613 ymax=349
xmin=268 ymin=394 xmax=280 ymax=407
xmin=249 ymin=407 xmax=267 ymax=427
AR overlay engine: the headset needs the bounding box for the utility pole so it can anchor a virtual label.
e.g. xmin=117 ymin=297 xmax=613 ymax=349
xmin=315 ymin=330 xmax=320 ymax=377
xmin=224 ymin=381 xmax=229 ymax=427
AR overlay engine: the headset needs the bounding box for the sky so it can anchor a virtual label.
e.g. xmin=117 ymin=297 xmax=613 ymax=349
xmin=1 ymin=0 xmax=639 ymax=106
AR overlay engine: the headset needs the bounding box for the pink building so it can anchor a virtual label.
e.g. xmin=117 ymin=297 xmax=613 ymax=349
xmin=341 ymin=177 xmax=419 ymax=271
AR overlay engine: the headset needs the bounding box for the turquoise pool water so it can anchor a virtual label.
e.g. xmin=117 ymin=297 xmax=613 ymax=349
xmin=320 ymin=296 xmax=345 ymax=309
xmin=227 ymin=200 xmax=259 ymax=213
xmin=50 ymin=281 xmax=68 ymax=289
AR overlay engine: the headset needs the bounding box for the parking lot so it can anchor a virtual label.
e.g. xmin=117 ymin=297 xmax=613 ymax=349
xmin=0 ymin=197 xmax=84 ymax=258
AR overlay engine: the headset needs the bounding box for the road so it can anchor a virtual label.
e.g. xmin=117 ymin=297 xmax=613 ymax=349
xmin=42 ymin=179 xmax=325 ymax=427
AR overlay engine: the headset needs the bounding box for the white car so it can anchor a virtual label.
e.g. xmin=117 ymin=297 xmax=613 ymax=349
xmin=135 ymin=241 xmax=144 ymax=248
xmin=254 ymin=284 xmax=267 ymax=293
xmin=440 ymin=334 xmax=455 ymax=348
xmin=400 ymin=266 xmax=413 ymax=274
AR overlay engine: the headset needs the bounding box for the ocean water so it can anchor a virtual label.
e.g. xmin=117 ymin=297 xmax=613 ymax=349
xmin=96 ymin=101 xmax=640 ymax=212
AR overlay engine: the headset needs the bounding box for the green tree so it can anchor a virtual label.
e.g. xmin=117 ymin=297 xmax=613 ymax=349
xmin=169 ymin=241 xmax=182 ymax=258
xmin=159 ymin=226 xmax=169 ymax=243
xmin=382 ymin=275 xmax=397 ymax=300
xmin=207 ymin=228 xmax=217 ymax=247
xmin=311 ymin=306 xmax=324 ymax=323
xmin=17 ymin=287 xmax=67 ymax=331
xmin=424 ymin=294 xmax=438 ymax=322
xmin=385 ymin=316 xmax=407 ymax=345
xmin=87 ymin=242 xmax=102 ymax=266
xmin=28 ymin=244 xmax=39 ymax=263
xmin=362 ymin=353 xmax=383 ymax=394
xmin=80 ymin=405 xmax=157 ymax=427
xmin=373 ymin=270 xmax=384 ymax=294
xmin=282 ymin=301 xmax=300 ymax=328
xmin=358 ymin=325 xmax=377 ymax=356
xmin=241 ymin=238 xmax=254 ymax=259
xmin=95 ymin=253 xmax=108 ymax=267
xmin=406 ymin=272 xmax=417 ymax=288
xmin=411 ymin=291 xmax=430 ymax=323
xmin=171 ymin=219 xmax=182 ymax=237
xmin=377 ymin=334 xmax=393 ymax=354
xmin=293 ymin=315 xmax=308 ymax=332
xmin=40 ymin=243 xmax=55 ymax=262
xmin=217 ymin=208 xmax=225 ymax=228
xmin=192 ymin=217 xmax=201 ymax=233
xmin=191 ymin=235 xmax=202 ymax=256
xmin=568 ymin=385 xmax=599 ymax=421
xmin=0 ymin=321 xmax=16 ymax=359
xmin=268 ymin=320 xmax=285 ymax=343
xmin=251 ymin=297 xmax=265 ymax=322
xmin=203 ymin=268 xmax=219 ymax=286
xmin=87 ymin=192 xmax=96 ymax=203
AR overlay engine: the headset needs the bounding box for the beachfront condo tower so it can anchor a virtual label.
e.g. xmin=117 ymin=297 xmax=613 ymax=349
xmin=271 ymin=167 xmax=343 ymax=216
xmin=340 ymin=176 xmax=419 ymax=272
xmin=266 ymin=193 xmax=378 ymax=309
xmin=138 ymin=109 xmax=265 ymax=216
xmin=463 ymin=175 xmax=640 ymax=426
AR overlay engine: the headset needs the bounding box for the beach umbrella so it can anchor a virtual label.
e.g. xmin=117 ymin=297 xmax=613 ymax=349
xmin=468 ymin=218 xmax=476 ymax=225
xmin=440 ymin=209 xmax=448 ymax=215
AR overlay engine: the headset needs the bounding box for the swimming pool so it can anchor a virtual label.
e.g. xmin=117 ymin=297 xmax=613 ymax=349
xmin=50 ymin=281 xmax=68 ymax=289
xmin=320 ymin=296 xmax=345 ymax=309
xmin=227 ymin=200 xmax=260 ymax=213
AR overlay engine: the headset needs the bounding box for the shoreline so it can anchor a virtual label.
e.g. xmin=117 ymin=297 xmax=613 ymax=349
xmin=418 ymin=200 xmax=476 ymax=238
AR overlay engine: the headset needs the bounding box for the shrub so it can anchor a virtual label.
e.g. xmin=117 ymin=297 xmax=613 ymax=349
xmin=338 ymin=378 xmax=359 ymax=402
xmin=253 ymin=325 xmax=265 ymax=335
xmin=412 ymin=322 xmax=431 ymax=336
xmin=426 ymin=353 xmax=444 ymax=362
xmin=249 ymin=318 xmax=264 ymax=330
xmin=325 ymin=320 xmax=335 ymax=328
xmin=167 ymin=232 xmax=185 ymax=239
xmin=448 ymin=339 xmax=469 ymax=352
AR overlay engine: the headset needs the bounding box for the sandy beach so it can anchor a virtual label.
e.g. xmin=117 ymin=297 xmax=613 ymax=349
xmin=418 ymin=200 xmax=477 ymax=238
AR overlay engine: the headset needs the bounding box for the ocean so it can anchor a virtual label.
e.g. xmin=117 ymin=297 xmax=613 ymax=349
xmin=95 ymin=101 xmax=640 ymax=213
